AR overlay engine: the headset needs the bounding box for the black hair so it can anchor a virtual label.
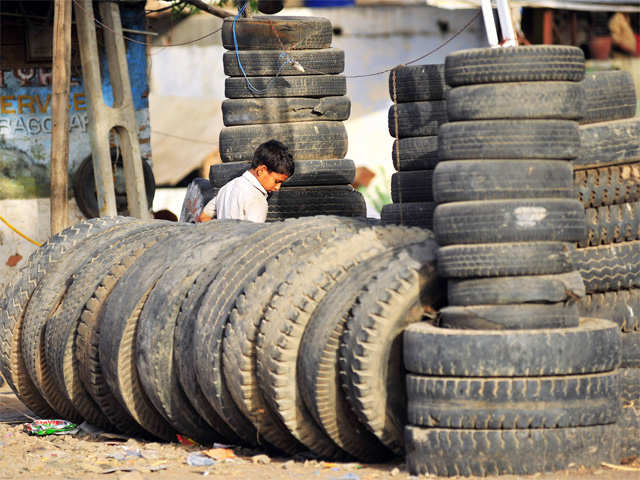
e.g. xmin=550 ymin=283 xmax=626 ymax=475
xmin=251 ymin=139 xmax=295 ymax=177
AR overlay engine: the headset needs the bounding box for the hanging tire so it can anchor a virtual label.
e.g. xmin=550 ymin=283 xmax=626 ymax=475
xmin=392 ymin=136 xmax=439 ymax=171
xmin=222 ymin=97 xmax=351 ymax=126
xmin=220 ymin=122 xmax=347 ymax=163
xmin=388 ymin=101 xmax=447 ymax=138
xmin=577 ymin=289 xmax=640 ymax=332
xmin=575 ymin=117 xmax=640 ymax=169
xmin=433 ymin=160 xmax=574 ymax=203
xmin=380 ymin=202 xmax=436 ymax=230
xmin=581 ymin=201 xmax=640 ymax=248
xmin=391 ymin=171 xmax=434 ymax=203
xmin=433 ymin=199 xmax=586 ymax=245
xmin=581 ymin=70 xmax=637 ymax=125
xmin=388 ymin=64 xmax=446 ymax=102
xmin=572 ymin=240 xmax=640 ymax=293
xmin=222 ymin=16 xmax=332 ymax=50
xmin=72 ymin=152 xmax=155 ymax=219
xmin=223 ymin=48 xmax=344 ymax=76
xmin=446 ymin=81 xmax=584 ymax=121
xmin=437 ymin=242 xmax=576 ymax=278
xmin=444 ymin=45 xmax=585 ymax=86
xmin=210 ymin=159 xmax=355 ymax=188
xmin=574 ymin=162 xmax=640 ymax=209
xmin=225 ymin=75 xmax=346 ymax=99
xmin=438 ymin=120 xmax=580 ymax=160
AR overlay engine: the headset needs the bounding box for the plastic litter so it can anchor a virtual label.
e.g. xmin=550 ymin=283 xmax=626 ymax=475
xmin=202 ymin=448 xmax=236 ymax=460
xmin=186 ymin=452 xmax=215 ymax=467
xmin=23 ymin=419 xmax=78 ymax=436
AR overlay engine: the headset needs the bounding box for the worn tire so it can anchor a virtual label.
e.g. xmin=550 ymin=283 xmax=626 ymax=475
xmin=575 ymin=117 xmax=640 ymax=169
xmin=392 ymin=136 xmax=439 ymax=171
xmin=407 ymin=371 xmax=618 ymax=429
xmin=438 ymin=120 xmax=581 ymax=160
xmin=622 ymin=332 xmax=640 ymax=368
xmin=222 ymin=97 xmax=350 ymax=126
xmin=577 ymin=289 xmax=640 ymax=332
xmin=433 ymin=160 xmax=574 ymax=203
xmin=388 ymin=64 xmax=446 ymax=102
xmin=391 ymin=171 xmax=433 ymax=203
xmin=405 ymin=424 xmax=617 ymax=477
xmin=574 ymin=162 xmax=640 ymax=209
xmin=388 ymin=101 xmax=447 ymax=138
xmin=220 ymin=122 xmax=347 ymax=163
xmin=434 ymin=199 xmax=586 ymax=245
xmin=447 ymin=271 xmax=585 ymax=306
xmin=619 ymin=368 xmax=640 ymax=457
xmin=437 ymin=242 xmax=575 ymax=278
xmin=225 ymin=75 xmax=346 ymax=99
xmin=572 ymin=240 xmax=640 ymax=293
xmin=380 ymin=202 xmax=436 ymax=230
xmin=404 ymin=318 xmax=621 ymax=377
xmin=581 ymin=70 xmax=637 ymax=125
xmin=222 ymin=16 xmax=332 ymax=50
xmin=447 ymin=81 xmax=584 ymax=121
xmin=444 ymin=45 xmax=585 ymax=86
xmin=210 ymin=159 xmax=355 ymax=188
xmin=223 ymin=48 xmax=344 ymax=76
xmin=266 ymin=186 xmax=366 ymax=220
xmin=581 ymin=201 xmax=640 ymax=248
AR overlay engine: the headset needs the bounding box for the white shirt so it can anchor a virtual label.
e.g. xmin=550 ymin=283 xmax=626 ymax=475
xmin=201 ymin=170 xmax=268 ymax=222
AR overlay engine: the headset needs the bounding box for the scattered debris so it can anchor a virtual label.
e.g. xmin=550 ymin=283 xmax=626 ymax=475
xmin=202 ymin=447 xmax=236 ymax=461
xmin=23 ymin=419 xmax=78 ymax=436
xmin=390 ymin=467 xmax=400 ymax=476
xmin=251 ymin=454 xmax=271 ymax=465
xmin=186 ymin=452 xmax=215 ymax=467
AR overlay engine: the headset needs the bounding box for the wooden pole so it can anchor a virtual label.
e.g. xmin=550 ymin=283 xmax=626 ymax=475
xmin=50 ymin=0 xmax=72 ymax=235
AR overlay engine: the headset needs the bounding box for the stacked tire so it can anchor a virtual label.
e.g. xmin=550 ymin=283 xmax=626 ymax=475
xmin=571 ymin=70 xmax=640 ymax=457
xmin=381 ymin=64 xmax=447 ymax=229
xmin=217 ymin=16 xmax=364 ymax=220
xmin=404 ymin=46 xmax=622 ymax=476
xmin=0 ymin=216 xmax=444 ymax=462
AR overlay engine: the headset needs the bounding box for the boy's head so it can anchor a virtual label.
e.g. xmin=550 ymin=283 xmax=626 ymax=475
xmin=251 ymin=140 xmax=295 ymax=192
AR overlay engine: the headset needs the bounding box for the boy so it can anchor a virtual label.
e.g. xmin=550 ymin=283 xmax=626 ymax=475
xmin=197 ymin=140 xmax=294 ymax=223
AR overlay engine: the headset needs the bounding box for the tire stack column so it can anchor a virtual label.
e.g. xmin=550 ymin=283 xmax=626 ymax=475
xmin=571 ymin=70 xmax=640 ymax=457
xmin=381 ymin=64 xmax=447 ymax=229
xmin=217 ymin=15 xmax=365 ymax=220
xmin=403 ymin=46 xmax=622 ymax=476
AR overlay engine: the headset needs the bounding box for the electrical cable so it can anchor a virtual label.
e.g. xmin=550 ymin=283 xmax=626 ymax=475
xmin=152 ymin=130 xmax=218 ymax=145
xmin=0 ymin=215 xmax=43 ymax=247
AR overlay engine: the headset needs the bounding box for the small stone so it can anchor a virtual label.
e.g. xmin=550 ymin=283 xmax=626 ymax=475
xmin=251 ymin=454 xmax=271 ymax=465
xmin=282 ymin=460 xmax=295 ymax=470
xmin=390 ymin=467 xmax=400 ymax=476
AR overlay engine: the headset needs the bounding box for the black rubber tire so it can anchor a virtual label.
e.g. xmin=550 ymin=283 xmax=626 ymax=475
xmin=223 ymin=221 xmax=365 ymax=455
xmin=220 ymin=122 xmax=347 ymax=163
xmin=447 ymin=81 xmax=584 ymax=121
xmin=437 ymin=242 xmax=575 ymax=279
xmin=434 ymin=199 xmax=586 ymax=246
xmin=447 ymin=271 xmax=585 ymax=306
xmin=444 ymin=45 xmax=585 ymax=87
xmin=380 ymin=202 xmax=436 ymax=230
xmin=391 ymin=171 xmax=434 ymax=203
xmin=438 ymin=120 xmax=581 ymax=160
xmin=405 ymin=424 xmax=617 ymax=477
xmin=581 ymin=70 xmax=637 ymax=125
xmin=222 ymin=97 xmax=350 ymax=126
xmin=266 ymin=186 xmax=366 ymax=221
xmin=433 ymin=160 xmax=574 ymax=203
xmin=338 ymin=242 xmax=444 ymax=455
xmin=210 ymin=159 xmax=355 ymax=188
xmin=257 ymin=226 xmax=433 ymax=458
xmin=574 ymin=162 xmax=640 ymax=209
xmin=582 ymin=201 xmax=640 ymax=248
xmin=575 ymin=117 xmax=640 ymax=169
xmin=404 ymin=318 xmax=621 ymax=377
xmin=407 ymin=371 xmax=618 ymax=429
xmin=0 ymin=217 xmax=134 ymax=419
xmin=438 ymin=303 xmax=580 ymax=330
xmin=392 ymin=136 xmax=439 ymax=171
xmin=619 ymin=368 xmax=640 ymax=457
xmin=223 ymin=48 xmax=344 ymax=77
xmin=572 ymin=240 xmax=640 ymax=293
xmin=225 ymin=75 xmax=346 ymax=99
xmin=577 ymin=289 xmax=640 ymax=332
xmin=620 ymin=367 xmax=640 ymax=403
xmin=622 ymin=332 xmax=640 ymax=368
xmin=388 ymin=64 xmax=446 ymax=103
xmin=72 ymin=154 xmax=155 ymax=219
xmin=222 ymin=16 xmax=332 ymax=51
xmin=388 ymin=101 xmax=447 ymax=138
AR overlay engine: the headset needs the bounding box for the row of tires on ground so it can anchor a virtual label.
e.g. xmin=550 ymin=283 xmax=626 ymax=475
xmin=380 ymin=45 xmax=639 ymax=476
xmin=0 ymin=216 xmax=445 ymax=462
xmin=218 ymin=15 xmax=364 ymax=218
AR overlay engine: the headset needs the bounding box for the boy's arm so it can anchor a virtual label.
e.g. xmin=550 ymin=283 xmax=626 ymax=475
xmin=198 ymin=197 xmax=216 ymax=223
xmin=244 ymin=195 xmax=268 ymax=223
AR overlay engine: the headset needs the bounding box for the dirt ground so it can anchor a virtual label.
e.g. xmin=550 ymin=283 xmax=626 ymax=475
xmin=1 ymin=382 xmax=639 ymax=480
